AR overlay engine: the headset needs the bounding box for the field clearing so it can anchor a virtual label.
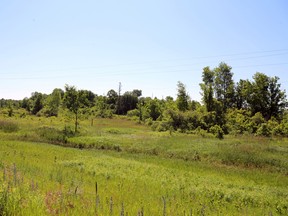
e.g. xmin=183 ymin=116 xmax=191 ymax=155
xmin=0 ymin=116 xmax=288 ymax=215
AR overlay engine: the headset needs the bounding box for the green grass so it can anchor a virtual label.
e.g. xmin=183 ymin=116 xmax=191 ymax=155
xmin=0 ymin=115 xmax=288 ymax=215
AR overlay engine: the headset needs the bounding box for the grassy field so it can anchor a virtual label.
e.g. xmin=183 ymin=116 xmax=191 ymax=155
xmin=0 ymin=115 xmax=288 ymax=215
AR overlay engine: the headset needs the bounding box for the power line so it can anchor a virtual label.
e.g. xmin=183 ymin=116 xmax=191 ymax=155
xmin=1 ymin=48 xmax=288 ymax=76
xmin=1 ymin=62 xmax=288 ymax=80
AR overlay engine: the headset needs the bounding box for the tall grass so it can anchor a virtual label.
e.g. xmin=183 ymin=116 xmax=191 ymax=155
xmin=0 ymin=139 xmax=287 ymax=215
xmin=0 ymin=116 xmax=287 ymax=215
xmin=0 ymin=120 xmax=19 ymax=132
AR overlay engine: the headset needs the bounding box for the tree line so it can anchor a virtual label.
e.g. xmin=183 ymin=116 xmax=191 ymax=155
xmin=1 ymin=62 xmax=287 ymax=137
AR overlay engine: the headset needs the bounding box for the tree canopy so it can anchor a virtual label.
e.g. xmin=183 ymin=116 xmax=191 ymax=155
xmin=2 ymin=62 xmax=287 ymax=138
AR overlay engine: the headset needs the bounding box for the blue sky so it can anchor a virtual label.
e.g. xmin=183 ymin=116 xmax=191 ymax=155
xmin=1 ymin=0 xmax=288 ymax=101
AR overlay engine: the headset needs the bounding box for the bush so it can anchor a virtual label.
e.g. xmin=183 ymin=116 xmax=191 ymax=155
xmin=0 ymin=120 xmax=19 ymax=133
xmin=144 ymin=118 xmax=153 ymax=126
xmin=37 ymin=126 xmax=69 ymax=144
xmin=194 ymin=126 xmax=210 ymax=137
xmin=155 ymin=121 xmax=170 ymax=132
xmin=256 ymin=123 xmax=272 ymax=137
xmin=63 ymin=125 xmax=75 ymax=137
xmin=226 ymin=109 xmax=251 ymax=134
xmin=248 ymin=112 xmax=266 ymax=133
xmin=151 ymin=121 xmax=159 ymax=131
xmin=273 ymin=123 xmax=288 ymax=136
xmin=127 ymin=109 xmax=140 ymax=118
xmin=209 ymin=125 xmax=224 ymax=139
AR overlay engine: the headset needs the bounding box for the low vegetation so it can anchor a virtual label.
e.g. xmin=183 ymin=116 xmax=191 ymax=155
xmin=1 ymin=62 xmax=288 ymax=215
xmin=0 ymin=116 xmax=287 ymax=215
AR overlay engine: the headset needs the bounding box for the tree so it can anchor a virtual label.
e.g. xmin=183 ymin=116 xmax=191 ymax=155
xmin=21 ymin=97 xmax=31 ymax=112
xmin=45 ymin=88 xmax=63 ymax=117
xmin=119 ymin=91 xmax=139 ymax=115
xmin=235 ymin=79 xmax=251 ymax=110
xmin=107 ymin=89 xmax=118 ymax=110
xmin=63 ymin=85 xmax=81 ymax=133
xmin=234 ymin=72 xmax=287 ymax=121
xmin=176 ymin=81 xmax=189 ymax=111
xmin=132 ymin=89 xmax=142 ymax=98
xmin=94 ymin=95 xmax=112 ymax=118
xmin=30 ymin=92 xmax=44 ymax=115
xmin=214 ymin=62 xmax=235 ymax=111
xmin=248 ymin=72 xmax=270 ymax=118
xmin=267 ymin=76 xmax=287 ymax=120
xmin=146 ymin=98 xmax=162 ymax=121
xmin=200 ymin=66 xmax=215 ymax=112
xmin=7 ymin=102 xmax=14 ymax=117
xmin=78 ymin=90 xmax=95 ymax=107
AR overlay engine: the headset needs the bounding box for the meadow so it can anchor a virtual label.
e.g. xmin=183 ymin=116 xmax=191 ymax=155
xmin=0 ymin=114 xmax=287 ymax=215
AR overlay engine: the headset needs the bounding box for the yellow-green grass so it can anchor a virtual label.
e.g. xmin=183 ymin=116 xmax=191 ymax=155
xmin=0 ymin=115 xmax=288 ymax=215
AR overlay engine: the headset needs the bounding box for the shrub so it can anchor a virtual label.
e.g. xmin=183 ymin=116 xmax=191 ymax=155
xmin=95 ymin=109 xmax=113 ymax=118
xmin=144 ymin=118 xmax=153 ymax=126
xmin=256 ymin=123 xmax=272 ymax=137
xmin=151 ymin=121 xmax=159 ymax=131
xmin=248 ymin=112 xmax=266 ymax=133
xmin=127 ymin=109 xmax=139 ymax=118
xmin=226 ymin=109 xmax=251 ymax=134
xmin=37 ymin=126 xmax=69 ymax=144
xmin=273 ymin=123 xmax=288 ymax=136
xmin=156 ymin=121 xmax=170 ymax=132
xmin=194 ymin=126 xmax=210 ymax=137
xmin=63 ymin=125 xmax=75 ymax=137
xmin=209 ymin=125 xmax=224 ymax=139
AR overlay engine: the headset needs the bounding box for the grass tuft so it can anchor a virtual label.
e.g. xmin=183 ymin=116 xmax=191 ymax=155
xmin=0 ymin=120 xmax=19 ymax=133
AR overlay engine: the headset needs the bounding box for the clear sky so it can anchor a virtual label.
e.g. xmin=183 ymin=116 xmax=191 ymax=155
xmin=1 ymin=0 xmax=288 ymax=101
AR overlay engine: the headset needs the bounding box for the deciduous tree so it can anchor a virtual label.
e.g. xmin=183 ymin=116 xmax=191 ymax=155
xmin=63 ymin=85 xmax=81 ymax=133
xmin=176 ymin=81 xmax=189 ymax=111
xmin=214 ymin=62 xmax=235 ymax=111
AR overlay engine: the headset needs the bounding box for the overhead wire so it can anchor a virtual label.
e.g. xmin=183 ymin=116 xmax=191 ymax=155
xmin=1 ymin=61 xmax=288 ymax=81
xmin=0 ymin=48 xmax=288 ymax=80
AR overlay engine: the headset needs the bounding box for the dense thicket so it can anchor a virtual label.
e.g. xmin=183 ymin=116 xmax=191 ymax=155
xmin=1 ymin=62 xmax=287 ymax=138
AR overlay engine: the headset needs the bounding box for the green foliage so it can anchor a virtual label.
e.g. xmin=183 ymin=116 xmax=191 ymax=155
xmin=248 ymin=73 xmax=287 ymax=120
xmin=106 ymin=89 xmax=118 ymax=110
xmin=214 ymin=62 xmax=235 ymax=111
xmin=94 ymin=96 xmax=113 ymax=118
xmin=235 ymin=79 xmax=251 ymax=109
xmin=143 ymin=98 xmax=162 ymax=121
xmin=200 ymin=66 xmax=215 ymax=112
xmin=194 ymin=126 xmax=211 ymax=137
xmin=226 ymin=109 xmax=251 ymax=134
xmin=44 ymin=88 xmax=63 ymax=117
xmin=30 ymin=92 xmax=45 ymax=115
xmin=7 ymin=103 xmax=14 ymax=117
xmin=165 ymin=109 xmax=187 ymax=132
xmin=63 ymin=85 xmax=80 ymax=115
xmin=63 ymin=85 xmax=81 ymax=133
xmin=117 ymin=91 xmax=139 ymax=115
xmin=20 ymin=97 xmax=31 ymax=112
xmin=78 ymin=90 xmax=95 ymax=107
xmin=151 ymin=121 xmax=170 ymax=132
xmin=127 ymin=109 xmax=140 ymax=118
xmin=209 ymin=125 xmax=224 ymax=139
xmin=176 ymin=81 xmax=189 ymax=111
xmin=256 ymin=123 xmax=273 ymax=137
xmin=249 ymin=112 xmax=266 ymax=133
